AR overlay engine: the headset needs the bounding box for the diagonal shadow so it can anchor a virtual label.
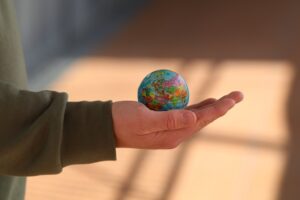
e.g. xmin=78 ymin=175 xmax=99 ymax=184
xmin=114 ymin=150 xmax=149 ymax=200
xmin=277 ymin=58 xmax=300 ymax=200
xmin=157 ymin=60 xmax=221 ymax=200
xmin=110 ymin=59 xmax=220 ymax=200
xmin=88 ymin=0 xmax=300 ymax=199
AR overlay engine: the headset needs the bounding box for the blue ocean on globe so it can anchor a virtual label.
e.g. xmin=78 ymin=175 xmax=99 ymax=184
xmin=138 ymin=69 xmax=189 ymax=111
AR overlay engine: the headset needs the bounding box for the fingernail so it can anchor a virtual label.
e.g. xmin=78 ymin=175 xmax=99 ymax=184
xmin=237 ymin=92 xmax=244 ymax=102
xmin=226 ymin=99 xmax=236 ymax=108
xmin=182 ymin=112 xmax=196 ymax=126
xmin=231 ymin=91 xmax=244 ymax=103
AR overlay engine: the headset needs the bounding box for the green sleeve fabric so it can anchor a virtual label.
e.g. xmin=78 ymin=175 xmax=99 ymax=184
xmin=0 ymin=0 xmax=118 ymax=199
xmin=0 ymin=81 xmax=117 ymax=176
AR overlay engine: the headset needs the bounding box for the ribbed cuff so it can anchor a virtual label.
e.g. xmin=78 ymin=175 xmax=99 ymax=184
xmin=61 ymin=100 xmax=117 ymax=167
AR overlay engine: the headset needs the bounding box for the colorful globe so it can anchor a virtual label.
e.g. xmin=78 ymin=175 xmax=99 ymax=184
xmin=138 ymin=69 xmax=189 ymax=111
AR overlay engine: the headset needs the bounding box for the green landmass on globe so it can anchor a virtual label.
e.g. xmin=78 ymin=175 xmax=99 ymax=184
xmin=138 ymin=69 xmax=189 ymax=111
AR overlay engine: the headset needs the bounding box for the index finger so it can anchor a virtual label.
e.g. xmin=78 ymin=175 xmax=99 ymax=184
xmin=186 ymin=98 xmax=217 ymax=110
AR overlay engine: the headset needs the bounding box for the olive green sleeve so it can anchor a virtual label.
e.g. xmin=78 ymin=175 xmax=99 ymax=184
xmin=0 ymin=81 xmax=117 ymax=176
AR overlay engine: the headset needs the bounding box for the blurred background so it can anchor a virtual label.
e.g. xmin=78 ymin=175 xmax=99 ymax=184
xmin=13 ymin=0 xmax=300 ymax=200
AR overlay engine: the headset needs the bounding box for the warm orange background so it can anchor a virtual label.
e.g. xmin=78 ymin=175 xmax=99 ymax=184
xmin=25 ymin=0 xmax=300 ymax=199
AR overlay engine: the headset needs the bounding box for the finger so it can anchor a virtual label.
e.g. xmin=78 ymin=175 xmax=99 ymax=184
xmin=145 ymin=123 xmax=201 ymax=149
xmin=187 ymin=91 xmax=243 ymax=110
xmin=219 ymin=91 xmax=244 ymax=103
xmin=141 ymin=109 xmax=197 ymax=134
xmin=193 ymin=98 xmax=236 ymax=128
xmin=186 ymin=98 xmax=217 ymax=110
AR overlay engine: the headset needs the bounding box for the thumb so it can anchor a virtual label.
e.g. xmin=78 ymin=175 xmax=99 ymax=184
xmin=142 ymin=109 xmax=197 ymax=134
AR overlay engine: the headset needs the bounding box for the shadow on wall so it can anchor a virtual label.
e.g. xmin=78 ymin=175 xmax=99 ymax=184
xmin=89 ymin=0 xmax=300 ymax=199
xmin=281 ymin=57 xmax=300 ymax=200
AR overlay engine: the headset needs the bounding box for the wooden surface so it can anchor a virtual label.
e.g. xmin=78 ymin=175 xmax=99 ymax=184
xmin=25 ymin=0 xmax=300 ymax=199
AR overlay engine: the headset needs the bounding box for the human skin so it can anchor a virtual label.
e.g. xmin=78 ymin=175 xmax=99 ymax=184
xmin=112 ymin=91 xmax=243 ymax=149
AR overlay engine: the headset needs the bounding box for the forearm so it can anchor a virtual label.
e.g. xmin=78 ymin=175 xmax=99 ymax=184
xmin=0 ymin=81 xmax=116 ymax=176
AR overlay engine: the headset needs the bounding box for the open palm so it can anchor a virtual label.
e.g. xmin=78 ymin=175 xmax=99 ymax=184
xmin=112 ymin=91 xmax=243 ymax=149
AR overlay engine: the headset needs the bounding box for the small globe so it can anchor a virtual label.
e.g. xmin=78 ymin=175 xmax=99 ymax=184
xmin=138 ymin=69 xmax=189 ymax=111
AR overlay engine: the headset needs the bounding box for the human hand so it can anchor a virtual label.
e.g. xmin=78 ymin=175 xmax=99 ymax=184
xmin=112 ymin=91 xmax=243 ymax=149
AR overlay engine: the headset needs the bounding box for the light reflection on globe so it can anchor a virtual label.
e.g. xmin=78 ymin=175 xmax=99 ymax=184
xmin=138 ymin=69 xmax=189 ymax=111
